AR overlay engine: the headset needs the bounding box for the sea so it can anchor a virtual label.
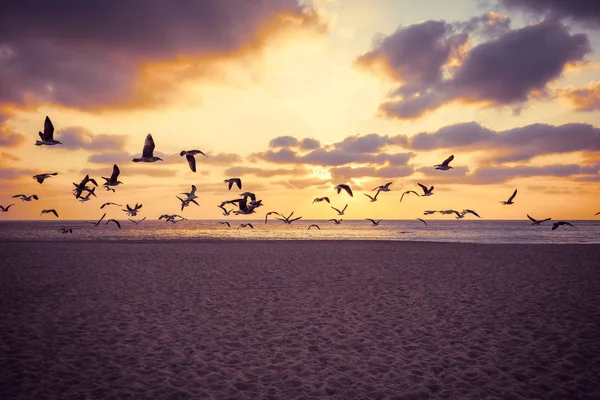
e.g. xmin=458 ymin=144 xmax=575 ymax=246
xmin=0 ymin=219 xmax=599 ymax=244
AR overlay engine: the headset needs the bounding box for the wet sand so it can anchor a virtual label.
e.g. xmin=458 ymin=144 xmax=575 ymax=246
xmin=1 ymin=240 xmax=599 ymax=399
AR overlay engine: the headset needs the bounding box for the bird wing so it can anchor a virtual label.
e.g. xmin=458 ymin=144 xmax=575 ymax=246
xmin=344 ymin=185 xmax=353 ymax=197
xmin=248 ymin=223 xmax=254 ymax=228
xmin=101 ymin=203 xmax=109 ymax=209
xmin=12 ymin=194 xmax=25 ymax=198
xmin=342 ymin=204 xmax=348 ymax=212
xmin=110 ymin=164 xmax=120 ymax=181
xmin=400 ymin=193 xmax=405 ymax=202
xmin=234 ymin=179 xmax=242 ymax=190
xmin=471 ymin=210 xmax=481 ymax=218
xmin=384 ymin=182 xmax=392 ymax=188
xmin=418 ymin=218 xmax=427 ymax=225
xmin=564 ymin=222 xmax=574 ymax=227
xmin=97 ymin=213 xmax=106 ymax=225
xmin=323 ymin=197 xmax=330 ymax=203
xmin=289 ymin=216 xmax=302 ymax=222
xmin=365 ymin=218 xmax=375 ymax=224
xmin=44 ymin=116 xmax=54 ymax=141
xmin=107 ymin=219 xmax=122 ymax=229
xmin=442 ymin=155 xmax=454 ymax=166
xmin=227 ymin=180 xmax=234 ymax=190
xmin=186 ymin=154 xmax=196 ymax=172
xmin=417 ymin=183 xmax=427 ymax=193
xmin=142 ymin=134 xmax=155 ymax=158
xmin=540 ymin=218 xmax=551 ymax=222
xmin=50 ymin=209 xmax=58 ymax=217
xmin=527 ymin=214 xmax=536 ymax=223
xmin=508 ymin=189 xmax=517 ymax=202
xmin=363 ymin=193 xmax=373 ymax=200
xmin=331 ymin=206 xmax=340 ymax=213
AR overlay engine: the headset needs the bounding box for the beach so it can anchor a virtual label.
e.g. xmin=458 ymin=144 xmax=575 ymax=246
xmin=1 ymin=240 xmax=599 ymax=399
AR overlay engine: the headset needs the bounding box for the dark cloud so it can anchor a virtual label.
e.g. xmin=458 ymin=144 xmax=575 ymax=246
xmin=224 ymin=166 xmax=306 ymax=178
xmin=203 ymin=152 xmax=243 ymax=166
xmin=81 ymin=166 xmax=178 ymax=178
xmin=58 ymin=127 xmax=127 ymax=150
xmin=334 ymin=133 xmax=404 ymax=153
xmin=300 ymin=138 xmax=321 ymax=150
xmin=557 ymin=82 xmax=600 ymax=111
xmin=329 ymin=165 xmax=414 ymax=180
xmin=402 ymin=121 xmax=600 ymax=163
xmin=0 ymin=167 xmax=36 ymax=180
xmin=501 ymin=0 xmax=600 ymax=26
xmin=360 ymin=18 xmax=590 ymax=119
xmin=88 ymin=152 xmax=131 ymax=164
xmin=268 ymin=136 xmax=322 ymax=150
xmin=0 ymin=112 xmax=25 ymax=147
xmin=0 ymin=1 xmax=319 ymax=109
xmin=254 ymin=147 xmax=414 ymax=167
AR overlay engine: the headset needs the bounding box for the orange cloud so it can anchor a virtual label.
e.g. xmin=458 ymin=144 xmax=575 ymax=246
xmin=557 ymin=81 xmax=600 ymax=112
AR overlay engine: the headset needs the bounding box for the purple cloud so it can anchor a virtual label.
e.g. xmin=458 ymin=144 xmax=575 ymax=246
xmin=501 ymin=0 xmax=600 ymax=26
xmin=88 ymin=152 xmax=131 ymax=164
xmin=0 ymin=112 xmax=25 ymax=148
xmin=0 ymin=1 xmax=319 ymax=109
xmin=58 ymin=127 xmax=127 ymax=150
xmin=224 ymin=166 xmax=306 ymax=178
xmin=558 ymin=82 xmax=600 ymax=111
xmin=329 ymin=165 xmax=414 ymax=180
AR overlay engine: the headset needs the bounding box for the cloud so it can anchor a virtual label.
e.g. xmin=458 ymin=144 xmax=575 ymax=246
xmin=57 ymin=127 xmax=127 ymax=150
xmin=1 ymin=152 xmax=20 ymax=161
xmin=88 ymin=152 xmax=132 ymax=164
xmin=268 ymin=136 xmax=322 ymax=150
xmin=254 ymin=147 xmax=414 ymax=167
xmin=334 ymin=133 xmax=405 ymax=153
xmin=203 ymin=152 xmax=243 ymax=166
xmin=82 ymin=166 xmax=177 ymax=178
xmin=359 ymin=18 xmax=590 ymax=119
xmin=557 ymin=81 xmax=600 ymax=111
xmin=0 ymin=1 xmax=320 ymax=110
xmin=224 ymin=166 xmax=306 ymax=178
xmin=329 ymin=165 xmax=414 ymax=180
xmin=274 ymin=177 xmax=331 ymax=190
xmin=500 ymin=0 xmax=600 ymax=26
xmin=402 ymin=121 xmax=600 ymax=163
xmin=0 ymin=167 xmax=36 ymax=181
xmin=0 ymin=112 xmax=25 ymax=148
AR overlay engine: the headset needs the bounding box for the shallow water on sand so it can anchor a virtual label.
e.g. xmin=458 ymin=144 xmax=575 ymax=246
xmin=1 ymin=219 xmax=599 ymax=244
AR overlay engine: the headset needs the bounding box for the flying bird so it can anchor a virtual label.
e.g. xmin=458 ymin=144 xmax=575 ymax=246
xmin=423 ymin=210 xmax=437 ymax=215
xmin=462 ymin=209 xmax=481 ymax=218
xmin=552 ymin=221 xmax=574 ymax=230
xmin=313 ymin=197 xmax=330 ymax=204
xmin=123 ymin=203 xmax=143 ymax=217
xmin=106 ymin=219 xmax=122 ymax=229
xmin=58 ymin=228 xmax=72 ymax=233
xmin=364 ymin=191 xmax=380 ymax=202
xmin=365 ymin=218 xmax=382 ymax=226
xmin=177 ymin=196 xmax=199 ymax=212
xmin=308 ymin=224 xmax=321 ymax=230
xmin=180 ymin=150 xmax=207 ymax=172
xmin=417 ymin=218 xmax=428 ymax=226
xmin=41 ymin=209 xmax=59 ymax=218
xmin=102 ymin=164 xmax=123 ymax=189
xmin=331 ymin=204 xmax=348 ymax=216
xmin=219 ymin=221 xmax=231 ymax=228
xmin=265 ymin=211 xmax=281 ymax=224
xmin=218 ymin=205 xmax=233 ymax=216
xmin=86 ymin=213 xmax=106 ymax=227
xmin=35 ymin=116 xmax=62 ymax=146
xmin=372 ymin=182 xmax=392 ymax=192
xmin=224 ymin=178 xmax=242 ymax=190
xmin=501 ymin=189 xmax=518 ymax=205
xmin=33 ymin=173 xmax=58 ymax=184
xmin=329 ymin=219 xmax=342 ymax=224
xmin=73 ymin=175 xmax=98 ymax=199
xmin=100 ymin=202 xmax=122 ymax=209
xmin=238 ymin=223 xmax=254 ymax=229
xmin=78 ymin=189 xmax=96 ymax=203
xmin=400 ymin=190 xmax=420 ymax=203
xmin=595 ymin=211 xmax=599 ymax=216
xmin=0 ymin=204 xmax=14 ymax=213
xmin=128 ymin=217 xmax=147 ymax=225
xmin=132 ymin=134 xmax=163 ymax=163
xmin=13 ymin=194 xmax=38 ymax=201
xmin=417 ymin=183 xmax=434 ymax=196
xmin=334 ymin=184 xmax=353 ymax=197
xmin=527 ymin=214 xmax=551 ymax=225
xmin=434 ymin=155 xmax=454 ymax=171
xmin=181 ymin=185 xmax=199 ymax=202
xmin=276 ymin=212 xmax=302 ymax=224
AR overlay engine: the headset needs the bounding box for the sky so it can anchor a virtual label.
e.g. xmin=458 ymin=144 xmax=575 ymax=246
xmin=1 ymin=0 xmax=600 ymax=221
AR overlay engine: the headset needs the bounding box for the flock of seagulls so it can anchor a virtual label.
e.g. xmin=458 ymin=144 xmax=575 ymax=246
xmin=0 ymin=116 xmax=597 ymax=236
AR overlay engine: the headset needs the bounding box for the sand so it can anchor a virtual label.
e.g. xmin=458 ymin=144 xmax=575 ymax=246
xmin=1 ymin=240 xmax=599 ymax=399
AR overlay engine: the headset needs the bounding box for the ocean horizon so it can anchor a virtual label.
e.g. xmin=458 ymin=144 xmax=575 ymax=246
xmin=2 ymin=219 xmax=599 ymax=244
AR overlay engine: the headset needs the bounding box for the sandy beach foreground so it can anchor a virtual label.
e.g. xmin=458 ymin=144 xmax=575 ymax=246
xmin=1 ymin=240 xmax=599 ymax=399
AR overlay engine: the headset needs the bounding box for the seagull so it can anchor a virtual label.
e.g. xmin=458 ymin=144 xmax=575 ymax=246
xmin=331 ymin=204 xmax=348 ymax=216
xmin=177 ymin=196 xmax=199 ymax=212
xmin=41 ymin=209 xmax=59 ymax=217
xmin=101 ymin=202 xmax=122 ymax=209
xmin=123 ymin=203 xmax=143 ymax=217
xmin=0 ymin=204 xmax=14 ymax=213
xmin=240 ymin=192 xmax=256 ymax=202
xmin=218 ymin=205 xmax=233 ymax=216
xmin=159 ymin=214 xmax=186 ymax=223
xmin=417 ymin=218 xmax=428 ymax=225
xmin=106 ymin=219 xmax=122 ymax=229
xmin=238 ymin=223 xmax=254 ymax=229
xmin=132 ymin=134 xmax=163 ymax=163
xmin=265 ymin=211 xmax=281 ymax=224
xmin=452 ymin=210 xmax=465 ymax=219
xmin=128 ymin=217 xmax=147 ymax=225
xmin=35 ymin=116 xmax=62 ymax=146
xmin=86 ymin=213 xmax=106 ymax=227
xmin=434 ymin=155 xmax=454 ymax=171
xmin=181 ymin=185 xmax=199 ymax=202
xmin=334 ymin=184 xmax=353 ymax=197
xmin=102 ymin=164 xmax=123 ymax=188
xmin=417 ymin=183 xmax=434 ymax=196
xmin=372 ymin=182 xmax=392 ymax=192
xmin=329 ymin=219 xmax=342 ymax=224
xmin=400 ymin=190 xmax=420 ymax=202
xmin=13 ymin=194 xmax=39 ymax=202
xmin=276 ymin=212 xmax=302 ymax=224
xmin=365 ymin=218 xmax=382 ymax=226
xmin=595 ymin=211 xmax=599 ymax=216
xmin=219 ymin=221 xmax=231 ymax=228
xmin=78 ymin=189 xmax=96 ymax=202
xmin=501 ymin=189 xmax=518 ymax=205
xmin=180 ymin=150 xmax=207 ymax=172
xmin=58 ymin=228 xmax=72 ymax=233
xmin=423 ymin=210 xmax=437 ymax=215
xmin=364 ymin=191 xmax=380 ymax=202
xmin=33 ymin=173 xmax=58 ymax=184
xmin=73 ymin=175 xmax=98 ymax=199
xmin=308 ymin=224 xmax=321 ymax=230
xmin=552 ymin=221 xmax=574 ymax=230
xmin=462 ymin=209 xmax=481 ymax=218
xmin=312 ymin=197 xmax=330 ymax=204
xmin=438 ymin=209 xmax=455 ymax=215
xmin=527 ymin=214 xmax=551 ymax=225
xmin=224 ymin=178 xmax=242 ymax=190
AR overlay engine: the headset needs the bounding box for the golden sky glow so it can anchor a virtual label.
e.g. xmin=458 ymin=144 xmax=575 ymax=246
xmin=1 ymin=0 xmax=600 ymax=221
